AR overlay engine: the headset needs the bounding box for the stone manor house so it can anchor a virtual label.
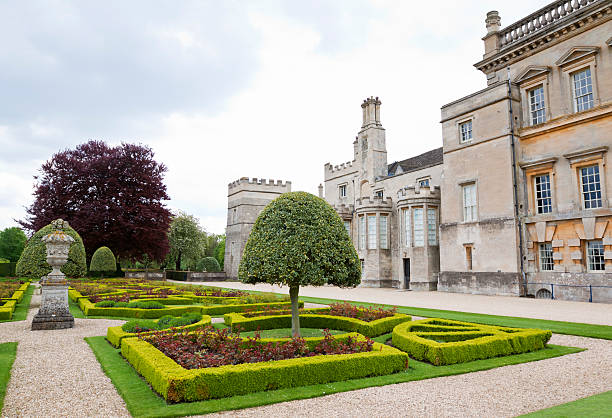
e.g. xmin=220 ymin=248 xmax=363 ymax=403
xmin=225 ymin=0 xmax=612 ymax=302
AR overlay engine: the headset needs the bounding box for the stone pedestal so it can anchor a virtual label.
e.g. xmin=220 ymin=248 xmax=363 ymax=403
xmin=32 ymin=281 xmax=74 ymax=330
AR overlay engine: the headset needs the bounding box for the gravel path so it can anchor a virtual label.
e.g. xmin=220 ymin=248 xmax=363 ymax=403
xmin=0 ymin=293 xmax=130 ymax=418
xmin=207 ymin=334 xmax=612 ymax=418
xmin=189 ymin=281 xmax=612 ymax=326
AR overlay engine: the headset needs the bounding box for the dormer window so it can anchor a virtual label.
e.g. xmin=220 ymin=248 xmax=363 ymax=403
xmin=459 ymin=120 xmax=472 ymax=143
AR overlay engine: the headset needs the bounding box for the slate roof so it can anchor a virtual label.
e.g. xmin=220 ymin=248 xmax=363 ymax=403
xmin=387 ymin=147 xmax=443 ymax=176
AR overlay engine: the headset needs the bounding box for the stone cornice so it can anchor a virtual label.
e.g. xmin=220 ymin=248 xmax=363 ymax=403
xmin=514 ymin=65 xmax=551 ymax=84
xmin=474 ymin=1 xmax=612 ymax=74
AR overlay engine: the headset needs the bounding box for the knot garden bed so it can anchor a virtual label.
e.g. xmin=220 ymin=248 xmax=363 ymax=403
xmin=0 ymin=281 xmax=30 ymax=320
xmin=392 ymin=318 xmax=552 ymax=365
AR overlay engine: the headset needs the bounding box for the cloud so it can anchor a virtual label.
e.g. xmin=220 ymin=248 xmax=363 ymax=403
xmin=0 ymin=0 xmax=551 ymax=234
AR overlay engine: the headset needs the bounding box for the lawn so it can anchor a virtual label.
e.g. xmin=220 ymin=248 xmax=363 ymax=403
xmin=86 ymin=336 xmax=582 ymax=417
xmin=521 ymin=390 xmax=612 ymax=417
xmin=0 ymin=342 xmax=17 ymax=411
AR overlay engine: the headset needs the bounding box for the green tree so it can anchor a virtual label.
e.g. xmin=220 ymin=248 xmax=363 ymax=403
xmin=0 ymin=227 xmax=28 ymax=262
xmin=197 ymin=256 xmax=221 ymax=272
xmin=168 ymin=212 xmax=206 ymax=270
xmin=214 ymin=236 xmax=225 ymax=270
xmin=239 ymin=192 xmax=360 ymax=337
xmin=89 ymin=246 xmax=116 ymax=277
xmin=16 ymin=220 xmax=87 ymax=279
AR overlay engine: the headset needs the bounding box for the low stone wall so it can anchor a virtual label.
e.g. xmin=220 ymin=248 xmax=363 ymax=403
xmin=438 ymin=271 xmax=520 ymax=296
xmin=185 ymin=272 xmax=227 ymax=282
xmin=124 ymin=271 xmax=165 ymax=280
xmin=526 ymin=272 xmax=612 ymax=303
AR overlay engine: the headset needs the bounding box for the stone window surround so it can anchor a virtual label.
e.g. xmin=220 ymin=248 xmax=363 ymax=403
xmin=556 ymin=48 xmax=601 ymax=115
xmin=417 ymin=176 xmax=431 ymax=188
xmin=464 ymin=243 xmax=474 ymax=271
xmin=586 ymin=240 xmax=605 ymax=273
xmin=538 ymin=242 xmax=554 ymax=272
xmin=338 ymin=183 xmax=347 ymax=199
xmin=374 ymin=189 xmax=384 ymax=198
xmin=458 ymin=179 xmax=478 ymax=223
xmin=521 ymin=158 xmax=557 ymax=217
xmin=357 ymin=212 xmax=391 ymax=251
xmin=520 ymin=74 xmax=551 ymax=128
xmin=564 ymin=146 xmax=608 ymax=211
xmin=399 ymin=204 xmax=438 ymax=248
xmin=457 ymin=117 xmax=474 ymax=144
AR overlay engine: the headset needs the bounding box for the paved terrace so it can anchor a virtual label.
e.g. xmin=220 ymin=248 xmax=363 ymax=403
xmin=187 ymin=281 xmax=612 ymax=326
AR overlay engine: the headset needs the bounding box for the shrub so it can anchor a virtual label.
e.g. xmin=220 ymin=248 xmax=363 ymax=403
xmin=127 ymin=301 xmax=165 ymax=309
xmin=197 ymin=257 xmax=221 ymax=272
xmin=0 ymin=227 xmax=27 ymax=262
xmin=122 ymin=319 xmax=158 ymax=333
xmin=89 ymin=246 xmax=116 ymax=275
xmin=95 ymin=300 xmax=116 ymax=307
xmin=16 ymin=220 xmax=87 ymax=279
xmin=114 ymin=301 xmax=129 ymax=307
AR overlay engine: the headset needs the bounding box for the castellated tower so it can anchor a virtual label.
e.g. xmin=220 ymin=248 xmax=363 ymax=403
xmin=224 ymin=177 xmax=291 ymax=279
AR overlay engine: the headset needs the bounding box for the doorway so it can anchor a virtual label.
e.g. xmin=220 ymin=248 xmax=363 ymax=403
xmin=403 ymin=258 xmax=410 ymax=289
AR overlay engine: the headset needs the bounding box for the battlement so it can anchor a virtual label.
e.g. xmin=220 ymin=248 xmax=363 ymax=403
xmin=325 ymin=160 xmax=356 ymax=173
xmin=324 ymin=160 xmax=358 ymax=181
xmin=397 ymin=184 xmax=441 ymax=199
xmin=355 ymin=196 xmax=393 ymax=209
xmin=228 ymin=177 xmax=292 ymax=190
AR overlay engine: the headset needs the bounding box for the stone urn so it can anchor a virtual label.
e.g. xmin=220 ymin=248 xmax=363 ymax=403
xmin=31 ymin=219 xmax=75 ymax=330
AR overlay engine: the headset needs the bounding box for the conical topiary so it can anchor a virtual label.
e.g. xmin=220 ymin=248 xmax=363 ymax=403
xmin=89 ymin=246 xmax=116 ymax=277
xmin=16 ymin=220 xmax=87 ymax=279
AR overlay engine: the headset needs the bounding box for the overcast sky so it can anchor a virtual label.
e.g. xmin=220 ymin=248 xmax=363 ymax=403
xmin=0 ymin=0 xmax=550 ymax=235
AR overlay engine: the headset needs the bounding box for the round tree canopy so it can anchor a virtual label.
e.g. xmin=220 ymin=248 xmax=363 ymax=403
xmin=16 ymin=220 xmax=87 ymax=279
xmin=197 ymin=256 xmax=220 ymax=272
xmin=89 ymin=246 xmax=116 ymax=272
xmin=238 ymin=192 xmax=360 ymax=288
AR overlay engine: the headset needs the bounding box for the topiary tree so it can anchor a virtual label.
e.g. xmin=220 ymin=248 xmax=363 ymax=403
xmin=239 ymin=192 xmax=361 ymax=337
xmin=16 ymin=220 xmax=87 ymax=279
xmin=0 ymin=227 xmax=28 ymax=262
xmin=89 ymin=246 xmax=116 ymax=277
xmin=196 ymin=256 xmax=221 ymax=272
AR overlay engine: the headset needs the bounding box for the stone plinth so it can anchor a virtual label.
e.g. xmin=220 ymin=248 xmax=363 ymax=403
xmin=32 ymin=281 xmax=74 ymax=330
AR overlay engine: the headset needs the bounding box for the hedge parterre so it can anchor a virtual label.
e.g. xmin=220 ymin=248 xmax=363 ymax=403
xmin=224 ymin=305 xmax=410 ymax=337
xmin=121 ymin=330 xmax=408 ymax=401
xmin=0 ymin=281 xmax=29 ymax=320
xmin=392 ymin=318 xmax=552 ymax=365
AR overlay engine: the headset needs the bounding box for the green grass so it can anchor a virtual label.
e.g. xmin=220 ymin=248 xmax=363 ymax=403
xmin=294 ymin=296 xmax=612 ymax=340
xmin=0 ymin=342 xmax=17 ymax=412
xmin=521 ymin=390 xmax=612 ymax=417
xmin=86 ymin=336 xmax=582 ymax=418
xmin=0 ymin=285 xmax=34 ymax=323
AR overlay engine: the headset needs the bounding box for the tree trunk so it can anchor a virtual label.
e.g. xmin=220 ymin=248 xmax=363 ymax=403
xmin=176 ymin=250 xmax=182 ymax=271
xmin=289 ymin=286 xmax=300 ymax=337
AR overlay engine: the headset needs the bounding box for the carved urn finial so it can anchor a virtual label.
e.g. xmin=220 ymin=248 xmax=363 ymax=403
xmin=41 ymin=219 xmax=74 ymax=284
xmin=485 ymin=11 xmax=501 ymax=34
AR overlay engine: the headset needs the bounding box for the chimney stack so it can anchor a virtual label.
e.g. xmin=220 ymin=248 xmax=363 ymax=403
xmin=361 ymin=96 xmax=382 ymax=128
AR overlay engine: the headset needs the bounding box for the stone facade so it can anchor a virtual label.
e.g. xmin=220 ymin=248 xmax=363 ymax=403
xmin=224 ymin=177 xmax=291 ymax=279
xmin=226 ymin=0 xmax=612 ymax=302
xmin=440 ymin=0 xmax=612 ymax=300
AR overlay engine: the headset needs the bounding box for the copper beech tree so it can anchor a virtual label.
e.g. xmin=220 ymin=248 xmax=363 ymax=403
xmin=20 ymin=140 xmax=172 ymax=264
xmin=238 ymin=192 xmax=361 ymax=337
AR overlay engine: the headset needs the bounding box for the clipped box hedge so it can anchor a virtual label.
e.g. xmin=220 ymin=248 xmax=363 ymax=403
xmin=0 ymin=282 xmax=29 ymax=320
xmin=78 ymin=298 xmax=202 ymax=318
xmin=107 ymin=315 xmax=212 ymax=347
xmin=121 ymin=332 xmax=409 ymax=402
xmin=392 ymin=318 xmax=552 ymax=366
xmin=224 ymin=310 xmax=411 ymax=337
xmin=200 ymin=301 xmax=302 ymax=316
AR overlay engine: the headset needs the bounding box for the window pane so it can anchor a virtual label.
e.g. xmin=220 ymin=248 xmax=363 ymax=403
xmin=462 ymin=184 xmax=476 ymax=222
xmin=534 ymin=174 xmax=552 ymax=214
xmin=460 ymin=120 xmax=472 ymax=143
xmin=587 ymin=241 xmax=604 ymax=271
xmin=379 ymin=215 xmax=388 ymax=249
xmin=404 ymin=208 xmax=411 ymax=248
xmin=529 ymin=86 xmax=546 ymax=125
xmin=427 ymin=208 xmax=437 ymax=245
xmin=358 ymin=216 xmax=366 ymax=250
xmin=343 ymin=221 xmax=351 ymax=239
xmin=573 ymin=68 xmax=594 ymax=112
xmin=580 ymin=165 xmax=602 ymax=209
xmin=539 ymin=243 xmax=553 ymax=271
xmin=413 ymin=208 xmax=424 ymax=246
xmin=367 ymin=215 xmax=377 ymax=249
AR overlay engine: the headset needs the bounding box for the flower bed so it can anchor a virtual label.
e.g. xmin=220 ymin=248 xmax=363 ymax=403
xmin=106 ymin=314 xmax=212 ymax=347
xmin=121 ymin=329 xmax=408 ymax=401
xmin=391 ymin=318 xmax=552 ymax=365
xmin=224 ymin=306 xmax=411 ymax=337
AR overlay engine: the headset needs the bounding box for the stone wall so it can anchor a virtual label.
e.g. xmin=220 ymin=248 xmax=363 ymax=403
xmin=438 ymin=271 xmax=520 ymax=296
xmin=124 ymin=271 xmax=165 ymax=280
xmin=526 ymin=272 xmax=612 ymax=303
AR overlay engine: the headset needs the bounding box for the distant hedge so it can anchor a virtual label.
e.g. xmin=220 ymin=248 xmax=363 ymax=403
xmin=89 ymin=246 xmax=116 ymax=276
xmin=16 ymin=221 xmax=87 ymax=279
xmin=197 ymin=257 xmax=221 ymax=272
